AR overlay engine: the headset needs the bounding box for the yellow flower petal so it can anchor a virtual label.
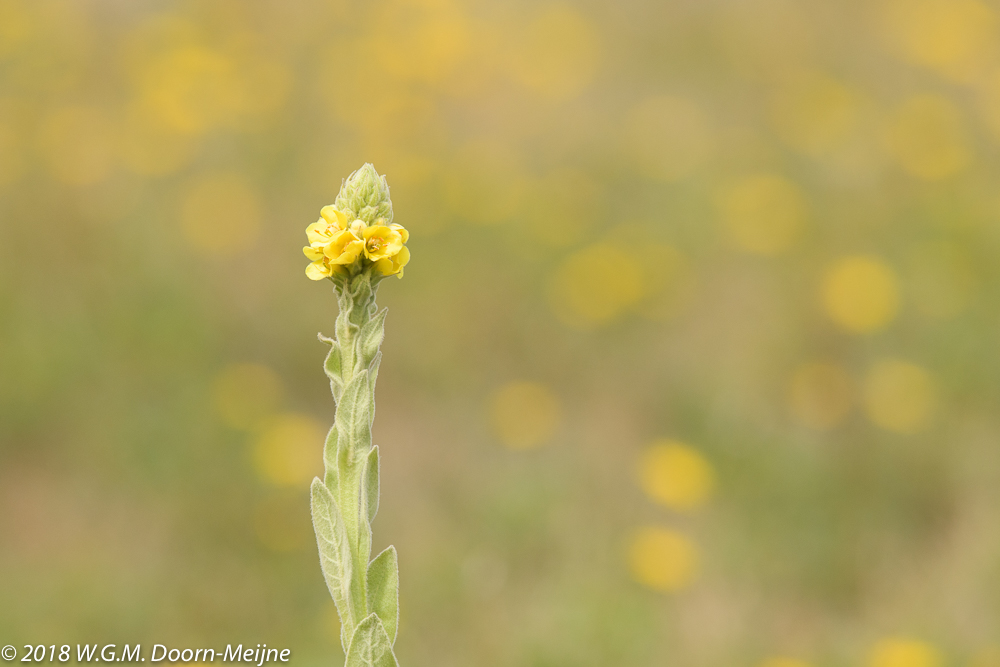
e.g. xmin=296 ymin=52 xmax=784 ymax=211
xmin=390 ymin=223 xmax=409 ymax=243
xmin=324 ymin=229 xmax=365 ymax=265
xmin=303 ymin=244 xmax=325 ymax=261
xmin=375 ymin=245 xmax=410 ymax=277
xmin=362 ymin=225 xmax=404 ymax=261
xmin=305 ymin=260 xmax=331 ymax=280
xmin=306 ymin=219 xmax=334 ymax=245
xmin=320 ymin=206 xmax=348 ymax=229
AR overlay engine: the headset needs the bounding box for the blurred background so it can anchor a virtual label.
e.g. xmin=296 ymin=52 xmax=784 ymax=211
xmin=2 ymin=0 xmax=1000 ymax=665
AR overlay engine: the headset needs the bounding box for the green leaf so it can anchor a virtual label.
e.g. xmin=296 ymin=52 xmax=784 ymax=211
xmin=358 ymin=308 xmax=387 ymax=367
xmin=368 ymin=352 xmax=382 ymax=407
xmin=345 ymin=614 xmax=398 ymax=667
xmin=322 ymin=426 xmax=339 ymax=496
xmin=323 ymin=342 xmax=344 ymax=400
xmin=366 ymin=546 xmax=399 ymax=644
xmin=311 ymin=479 xmax=355 ymax=645
xmin=335 ymin=370 xmax=373 ymax=463
xmin=363 ymin=446 xmax=379 ymax=524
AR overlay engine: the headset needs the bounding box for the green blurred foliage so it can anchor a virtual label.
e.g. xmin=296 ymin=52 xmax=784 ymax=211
xmin=3 ymin=0 xmax=1000 ymax=666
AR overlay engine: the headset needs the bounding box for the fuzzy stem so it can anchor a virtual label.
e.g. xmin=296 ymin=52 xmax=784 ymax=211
xmin=312 ymin=268 xmax=398 ymax=661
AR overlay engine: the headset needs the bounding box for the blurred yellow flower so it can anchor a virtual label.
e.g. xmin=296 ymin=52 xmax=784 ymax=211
xmin=548 ymin=243 xmax=643 ymax=329
xmin=507 ymin=5 xmax=601 ymax=101
xmin=788 ymin=361 xmax=853 ymax=430
xmin=0 ymin=0 xmax=33 ymax=60
xmin=180 ymin=171 xmax=261 ymax=255
xmin=638 ymin=440 xmax=715 ymax=512
xmin=138 ymin=44 xmax=243 ymax=135
xmin=882 ymin=0 xmax=997 ymax=82
xmin=719 ymin=173 xmax=807 ymax=255
xmin=822 ymin=256 xmax=900 ymax=333
xmin=863 ymin=359 xmax=937 ymax=434
xmin=370 ymin=0 xmax=472 ymax=86
xmin=885 ymin=94 xmax=971 ymax=181
xmin=489 ymin=381 xmax=561 ymax=450
xmin=627 ymin=96 xmax=714 ymax=181
xmin=627 ymin=526 xmax=699 ymax=592
xmin=212 ymin=363 xmax=284 ymax=431
xmin=252 ymin=413 xmax=324 ymax=487
xmin=118 ymin=102 xmax=197 ymax=177
xmin=869 ymin=638 xmax=942 ymax=667
xmin=769 ymin=71 xmax=862 ymax=157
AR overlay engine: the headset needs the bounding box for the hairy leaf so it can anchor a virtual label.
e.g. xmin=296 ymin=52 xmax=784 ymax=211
xmin=335 ymin=370 xmax=373 ymax=463
xmin=363 ymin=446 xmax=379 ymax=524
xmin=345 ymin=614 xmax=398 ymax=667
xmin=366 ymin=546 xmax=399 ymax=644
xmin=358 ymin=308 xmax=387 ymax=367
xmin=311 ymin=479 xmax=354 ymax=645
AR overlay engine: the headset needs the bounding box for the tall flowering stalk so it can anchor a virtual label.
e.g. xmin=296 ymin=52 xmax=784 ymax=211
xmin=303 ymin=164 xmax=410 ymax=667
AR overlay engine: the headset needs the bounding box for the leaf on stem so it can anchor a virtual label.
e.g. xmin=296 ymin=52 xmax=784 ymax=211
xmin=335 ymin=370 xmax=373 ymax=462
xmin=366 ymin=546 xmax=399 ymax=644
xmin=363 ymin=446 xmax=379 ymax=524
xmin=311 ymin=479 xmax=355 ymax=643
xmin=345 ymin=613 xmax=398 ymax=667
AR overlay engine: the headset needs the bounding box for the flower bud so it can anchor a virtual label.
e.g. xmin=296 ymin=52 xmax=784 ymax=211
xmin=335 ymin=163 xmax=393 ymax=224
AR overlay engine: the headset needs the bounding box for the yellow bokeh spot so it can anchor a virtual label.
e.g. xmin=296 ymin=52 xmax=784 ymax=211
xmin=212 ymin=363 xmax=284 ymax=431
xmin=788 ymin=361 xmax=853 ymax=430
xmin=138 ymin=44 xmax=243 ymax=135
xmin=638 ymin=440 xmax=715 ymax=512
xmin=627 ymin=96 xmax=714 ymax=181
xmin=252 ymin=413 xmax=325 ymax=487
xmin=883 ymin=0 xmax=997 ymax=82
xmin=907 ymin=241 xmax=978 ymax=320
xmin=370 ymin=0 xmax=472 ymax=85
xmin=869 ymin=638 xmax=942 ymax=667
xmin=253 ymin=493 xmax=310 ymax=552
xmin=118 ymin=101 xmax=197 ymax=177
xmin=489 ymin=381 xmax=561 ymax=450
xmin=548 ymin=243 xmax=643 ymax=329
xmin=627 ymin=526 xmax=699 ymax=592
xmin=180 ymin=171 xmax=261 ymax=254
xmin=863 ymin=359 xmax=937 ymax=434
xmin=0 ymin=0 xmax=33 ymax=60
xmin=761 ymin=657 xmax=813 ymax=667
xmin=719 ymin=173 xmax=807 ymax=255
xmin=885 ymin=95 xmax=971 ymax=181
xmin=37 ymin=105 xmax=114 ymax=186
xmin=507 ymin=5 xmax=601 ymax=101
xmin=770 ymin=71 xmax=862 ymax=156
xmin=822 ymin=256 xmax=900 ymax=333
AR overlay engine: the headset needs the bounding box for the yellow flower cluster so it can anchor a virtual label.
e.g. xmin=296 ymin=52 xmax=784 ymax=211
xmin=303 ymin=206 xmax=410 ymax=280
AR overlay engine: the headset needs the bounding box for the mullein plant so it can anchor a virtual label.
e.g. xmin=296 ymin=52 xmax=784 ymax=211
xmin=302 ymin=164 xmax=410 ymax=666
